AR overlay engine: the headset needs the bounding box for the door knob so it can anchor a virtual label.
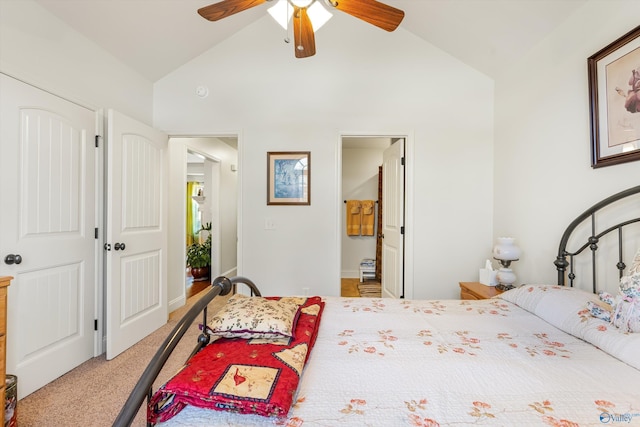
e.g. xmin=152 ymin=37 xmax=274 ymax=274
xmin=4 ymin=254 xmax=22 ymax=265
xmin=114 ymin=242 xmax=126 ymax=251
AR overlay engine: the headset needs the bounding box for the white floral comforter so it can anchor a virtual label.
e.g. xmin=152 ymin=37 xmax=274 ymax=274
xmin=161 ymin=286 xmax=640 ymax=426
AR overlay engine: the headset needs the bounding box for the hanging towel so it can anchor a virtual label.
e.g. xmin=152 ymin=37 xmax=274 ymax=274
xmin=361 ymin=200 xmax=376 ymax=236
xmin=346 ymin=200 xmax=362 ymax=236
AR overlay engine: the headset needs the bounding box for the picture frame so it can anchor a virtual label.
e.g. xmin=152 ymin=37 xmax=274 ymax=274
xmin=588 ymin=25 xmax=640 ymax=168
xmin=267 ymin=151 xmax=311 ymax=205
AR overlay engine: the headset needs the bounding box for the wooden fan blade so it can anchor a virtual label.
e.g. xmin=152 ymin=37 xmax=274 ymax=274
xmin=293 ymin=7 xmax=316 ymax=58
xmin=331 ymin=0 xmax=404 ymax=32
xmin=198 ymin=0 xmax=267 ymax=21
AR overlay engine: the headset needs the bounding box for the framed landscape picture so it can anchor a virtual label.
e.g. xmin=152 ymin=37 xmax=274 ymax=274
xmin=588 ymin=25 xmax=640 ymax=168
xmin=267 ymin=151 xmax=310 ymax=205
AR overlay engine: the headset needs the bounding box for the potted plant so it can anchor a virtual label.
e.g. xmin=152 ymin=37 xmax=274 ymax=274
xmin=186 ymin=222 xmax=211 ymax=281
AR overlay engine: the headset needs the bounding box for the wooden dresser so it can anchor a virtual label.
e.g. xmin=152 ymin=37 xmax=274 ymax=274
xmin=0 ymin=276 xmax=12 ymax=408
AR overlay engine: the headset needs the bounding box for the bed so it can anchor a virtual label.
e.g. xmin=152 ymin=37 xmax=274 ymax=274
xmin=114 ymin=185 xmax=640 ymax=426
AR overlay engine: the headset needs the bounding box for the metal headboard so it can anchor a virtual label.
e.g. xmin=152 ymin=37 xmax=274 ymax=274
xmin=554 ymin=185 xmax=640 ymax=292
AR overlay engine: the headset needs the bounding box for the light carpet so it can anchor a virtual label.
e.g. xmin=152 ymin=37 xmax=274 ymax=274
xmin=17 ymin=289 xmax=230 ymax=427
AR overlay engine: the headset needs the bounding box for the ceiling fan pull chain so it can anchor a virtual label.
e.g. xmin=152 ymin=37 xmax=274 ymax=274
xmin=284 ymin=0 xmax=291 ymax=43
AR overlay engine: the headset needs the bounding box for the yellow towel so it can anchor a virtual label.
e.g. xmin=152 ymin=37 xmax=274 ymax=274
xmin=361 ymin=200 xmax=375 ymax=236
xmin=346 ymin=200 xmax=361 ymax=236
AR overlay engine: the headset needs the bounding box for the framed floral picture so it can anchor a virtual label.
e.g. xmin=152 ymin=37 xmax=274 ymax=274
xmin=267 ymin=151 xmax=310 ymax=205
xmin=588 ymin=25 xmax=640 ymax=168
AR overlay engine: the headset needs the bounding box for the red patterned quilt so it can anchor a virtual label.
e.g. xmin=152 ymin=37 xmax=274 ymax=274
xmin=148 ymin=296 xmax=324 ymax=424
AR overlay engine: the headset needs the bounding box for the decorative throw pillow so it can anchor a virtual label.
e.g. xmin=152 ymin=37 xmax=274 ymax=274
xmin=587 ymin=264 xmax=640 ymax=333
xmin=629 ymin=247 xmax=640 ymax=276
xmin=206 ymin=294 xmax=301 ymax=339
xmin=612 ymin=272 xmax=640 ymax=333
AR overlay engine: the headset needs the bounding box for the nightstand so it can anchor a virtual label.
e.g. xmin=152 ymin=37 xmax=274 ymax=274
xmin=459 ymin=281 xmax=504 ymax=300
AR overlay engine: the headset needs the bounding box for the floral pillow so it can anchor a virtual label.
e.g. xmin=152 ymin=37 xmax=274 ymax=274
xmin=206 ymin=294 xmax=301 ymax=340
xmin=586 ymin=248 xmax=640 ymax=333
xmin=628 ymin=247 xmax=640 ymax=275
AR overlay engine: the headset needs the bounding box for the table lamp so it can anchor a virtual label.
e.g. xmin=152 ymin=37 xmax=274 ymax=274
xmin=493 ymin=237 xmax=521 ymax=291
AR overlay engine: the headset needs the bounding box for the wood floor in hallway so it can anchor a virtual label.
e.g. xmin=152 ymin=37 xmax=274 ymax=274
xmin=341 ymin=278 xmax=381 ymax=298
xmin=341 ymin=278 xmax=361 ymax=297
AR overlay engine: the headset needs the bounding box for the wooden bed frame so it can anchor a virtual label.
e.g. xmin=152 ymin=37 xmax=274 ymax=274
xmin=114 ymin=184 xmax=640 ymax=426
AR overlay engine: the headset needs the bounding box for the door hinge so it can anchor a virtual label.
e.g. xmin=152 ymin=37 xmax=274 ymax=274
xmin=401 ymin=156 xmax=405 ymax=166
xmin=95 ymin=135 xmax=100 ymax=148
xmin=95 ymin=228 xmax=98 ymax=239
xmin=94 ymin=319 xmax=98 ymax=331
xmin=401 ymin=226 xmax=405 ymax=234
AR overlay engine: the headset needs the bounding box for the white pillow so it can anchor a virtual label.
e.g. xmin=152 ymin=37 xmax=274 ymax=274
xmin=499 ymin=285 xmax=640 ymax=370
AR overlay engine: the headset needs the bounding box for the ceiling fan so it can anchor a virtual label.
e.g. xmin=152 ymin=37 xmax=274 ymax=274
xmin=197 ymin=0 xmax=405 ymax=59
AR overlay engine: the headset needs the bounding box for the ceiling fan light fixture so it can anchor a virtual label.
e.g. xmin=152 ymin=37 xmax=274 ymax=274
xmin=290 ymin=0 xmax=314 ymax=7
xmin=268 ymin=0 xmax=332 ymax=32
xmin=306 ymin=1 xmax=332 ymax=32
xmin=268 ymin=0 xmax=293 ymax=30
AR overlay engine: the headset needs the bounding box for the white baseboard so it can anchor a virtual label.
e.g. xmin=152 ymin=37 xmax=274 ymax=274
xmin=169 ymin=294 xmax=186 ymax=314
xmin=221 ymin=267 xmax=237 ymax=278
xmin=341 ymin=270 xmax=359 ymax=278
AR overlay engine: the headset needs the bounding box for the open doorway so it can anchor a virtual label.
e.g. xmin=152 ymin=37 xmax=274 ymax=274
xmin=170 ymin=137 xmax=239 ymax=301
xmin=340 ymin=136 xmax=406 ymax=298
xmin=185 ymin=150 xmax=213 ymax=298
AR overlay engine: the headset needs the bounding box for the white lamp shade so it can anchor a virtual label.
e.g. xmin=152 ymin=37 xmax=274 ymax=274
xmin=493 ymin=237 xmax=521 ymax=261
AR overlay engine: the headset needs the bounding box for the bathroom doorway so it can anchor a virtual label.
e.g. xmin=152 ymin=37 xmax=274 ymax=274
xmin=340 ymin=136 xmax=406 ymax=298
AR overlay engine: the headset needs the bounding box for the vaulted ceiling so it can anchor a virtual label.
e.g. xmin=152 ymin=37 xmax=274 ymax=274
xmin=34 ymin=0 xmax=587 ymax=82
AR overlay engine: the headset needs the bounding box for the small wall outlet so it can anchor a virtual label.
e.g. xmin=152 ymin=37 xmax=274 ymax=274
xmin=302 ymin=287 xmax=310 ymax=296
xmin=264 ymin=218 xmax=276 ymax=230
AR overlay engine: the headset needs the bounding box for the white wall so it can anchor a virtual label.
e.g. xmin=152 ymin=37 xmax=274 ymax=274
xmin=154 ymin=13 xmax=495 ymax=299
xmin=167 ymin=137 xmax=238 ymax=310
xmin=0 ymin=0 xmax=153 ymax=124
xmin=494 ymin=0 xmax=640 ymax=292
xmin=341 ymin=147 xmax=383 ymax=278
xmin=1 ymin=0 xmax=495 ymax=302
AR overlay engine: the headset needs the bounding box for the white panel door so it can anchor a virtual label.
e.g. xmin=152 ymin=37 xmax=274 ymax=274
xmin=106 ymin=109 xmax=168 ymax=359
xmin=381 ymin=139 xmax=404 ymax=299
xmin=0 ymin=74 xmax=97 ymax=398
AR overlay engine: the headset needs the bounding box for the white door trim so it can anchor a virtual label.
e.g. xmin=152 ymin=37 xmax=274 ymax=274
xmin=165 ymin=133 xmax=241 ymax=313
xmin=336 ymin=132 xmax=414 ymax=299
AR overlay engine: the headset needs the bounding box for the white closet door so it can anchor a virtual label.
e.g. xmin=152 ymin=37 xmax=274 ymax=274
xmin=0 ymin=74 xmax=97 ymax=398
